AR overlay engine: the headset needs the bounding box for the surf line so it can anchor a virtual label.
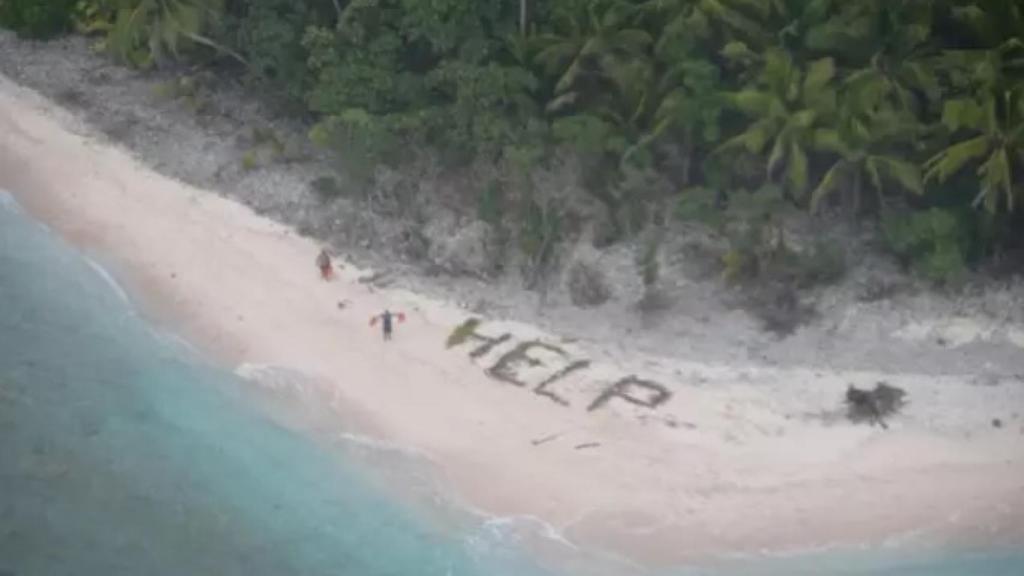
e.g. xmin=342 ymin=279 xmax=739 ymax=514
xmin=448 ymin=319 xmax=672 ymax=413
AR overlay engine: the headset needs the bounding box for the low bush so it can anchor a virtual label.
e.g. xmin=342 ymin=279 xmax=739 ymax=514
xmin=567 ymin=260 xmax=612 ymax=308
xmin=310 ymin=175 xmax=343 ymax=202
xmin=678 ymin=185 xmax=845 ymax=335
xmin=883 ymin=208 xmax=971 ymax=286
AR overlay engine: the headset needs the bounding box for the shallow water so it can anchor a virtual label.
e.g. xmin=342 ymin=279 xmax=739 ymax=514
xmin=0 ymin=192 xmax=573 ymax=576
xmin=1 ymin=190 xmax=1020 ymax=576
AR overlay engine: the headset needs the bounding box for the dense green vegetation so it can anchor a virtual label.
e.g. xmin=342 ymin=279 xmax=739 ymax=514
xmin=3 ymin=0 xmax=1024 ymax=286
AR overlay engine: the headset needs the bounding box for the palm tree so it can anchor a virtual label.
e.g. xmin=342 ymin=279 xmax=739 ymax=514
xmin=634 ymin=57 xmax=722 ymax=152
xmin=624 ymin=0 xmax=722 ymax=163
xmin=639 ymin=0 xmax=715 ymax=48
xmin=841 ymin=1 xmax=939 ymax=120
xmin=923 ymin=3 xmax=1024 ymax=213
xmin=716 ymin=49 xmax=839 ymax=199
xmin=533 ymin=0 xmax=652 ymax=114
xmin=701 ymin=0 xmax=841 ymax=57
xmin=810 ymin=107 xmax=923 ymax=213
xmin=107 ymin=0 xmax=245 ymax=67
xmin=924 ymin=82 xmax=1024 ymax=213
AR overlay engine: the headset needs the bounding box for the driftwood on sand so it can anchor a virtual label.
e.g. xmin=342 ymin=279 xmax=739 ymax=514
xmin=845 ymin=382 xmax=907 ymax=429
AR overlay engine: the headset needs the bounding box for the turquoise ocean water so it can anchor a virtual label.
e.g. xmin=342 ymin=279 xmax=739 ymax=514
xmin=1 ymin=189 xmax=1020 ymax=576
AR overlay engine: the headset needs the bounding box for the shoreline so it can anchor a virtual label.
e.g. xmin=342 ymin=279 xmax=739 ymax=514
xmin=3 ymin=72 xmax=1023 ymax=569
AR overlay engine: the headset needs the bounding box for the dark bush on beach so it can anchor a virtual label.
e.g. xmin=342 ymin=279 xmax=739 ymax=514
xmin=845 ymin=383 xmax=907 ymax=429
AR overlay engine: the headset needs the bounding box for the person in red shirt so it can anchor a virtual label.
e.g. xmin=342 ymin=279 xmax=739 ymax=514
xmin=316 ymin=248 xmax=334 ymax=281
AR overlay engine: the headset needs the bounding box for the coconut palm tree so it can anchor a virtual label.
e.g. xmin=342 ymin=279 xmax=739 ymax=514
xmin=533 ymin=0 xmax=652 ymax=114
xmin=107 ymin=0 xmax=245 ymax=67
xmin=810 ymin=107 xmax=923 ymax=213
xmin=841 ymin=1 xmax=939 ymax=119
xmin=716 ymin=49 xmax=839 ymax=199
xmin=924 ymin=81 xmax=1024 ymax=213
xmin=635 ymin=0 xmax=723 ymax=140
xmin=923 ymin=3 xmax=1024 ymax=213
xmin=700 ymin=0 xmax=840 ymax=57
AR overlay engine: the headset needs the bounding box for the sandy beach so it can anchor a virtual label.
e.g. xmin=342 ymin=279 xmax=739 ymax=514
xmin=2 ymin=71 xmax=1023 ymax=568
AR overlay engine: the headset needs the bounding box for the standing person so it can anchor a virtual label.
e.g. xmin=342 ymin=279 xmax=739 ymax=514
xmin=381 ymin=310 xmax=394 ymax=341
xmin=316 ymin=248 xmax=333 ymax=281
xmin=370 ymin=309 xmax=405 ymax=341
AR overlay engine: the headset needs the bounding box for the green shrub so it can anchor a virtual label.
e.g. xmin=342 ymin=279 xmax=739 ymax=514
xmin=478 ymin=180 xmax=504 ymax=226
xmin=883 ymin=208 xmax=970 ymax=285
xmin=677 ymin=185 xmax=844 ymax=335
xmin=309 ymin=110 xmax=401 ymax=186
xmin=795 ymin=241 xmax=847 ymax=288
xmin=638 ymin=235 xmax=661 ymax=288
xmin=310 ymin=175 xmax=343 ymax=202
xmin=71 ymin=0 xmax=113 ymax=37
xmin=1 ymin=0 xmax=76 ymax=38
xmin=520 ymin=199 xmax=559 ymax=257
xmin=675 ymin=187 xmax=726 ymax=228
xmin=241 ymin=149 xmax=260 ymax=171
xmin=232 ymin=0 xmax=321 ymax=102
xmin=518 ymin=197 xmax=563 ymax=288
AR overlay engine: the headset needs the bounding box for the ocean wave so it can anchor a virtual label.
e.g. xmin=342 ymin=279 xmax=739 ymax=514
xmin=0 ymin=188 xmax=23 ymax=214
xmin=232 ymin=363 xmax=431 ymax=459
xmin=475 ymin=515 xmax=578 ymax=550
xmin=235 ymin=362 xmax=289 ymax=383
xmin=233 ymin=363 xmax=334 ymax=399
xmin=84 ymin=255 xmax=131 ymax=304
xmin=231 ymin=365 xmax=605 ymax=572
xmin=147 ymin=326 xmax=200 ymax=356
xmin=463 ymin=514 xmax=649 ymax=576
xmin=334 ymin=430 xmax=433 ymax=459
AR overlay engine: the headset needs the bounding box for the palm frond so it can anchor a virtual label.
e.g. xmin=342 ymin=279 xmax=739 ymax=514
xmin=613 ymin=29 xmax=653 ymax=54
xmin=535 ymin=39 xmax=581 ymax=76
xmin=924 ymin=135 xmax=991 ymax=184
xmin=977 ymin=147 xmax=1014 ymax=212
xmin=786 ymin=139 xmax=809 ymax=195
xmin=729 ymin=89 xmax=775 ymax=115
xmin=715 ymin=118 xmax=775 ymax=155
xmin=810 ymin=159 xmax=847 ymax=212
xmin=802 ymin=57 xmax=835 ymax=97
xmin=106 ymin=0 xmax=237 ymax=66
xmin=766 ymin=127 xmax=788 ymax=176
xmin=872 ymin=156 xmax=924 ymax=195
xmin=864 ymin=157 xmax=883 ymax=197
xmin=811 ymin=128 xmax=849 ymax=156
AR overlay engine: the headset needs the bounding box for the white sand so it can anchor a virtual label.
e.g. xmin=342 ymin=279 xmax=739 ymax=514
xmin=2 ymin=73 xmax=1023 ymax=568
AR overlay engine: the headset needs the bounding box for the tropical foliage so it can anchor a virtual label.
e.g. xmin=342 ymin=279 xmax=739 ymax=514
xmin=104 ymin=0 xmax=242 ymax=67
xmin=5 ymin=0 xmax=1024 ymax=283
xmin=1 ymin=0 xmax=76 ymax=38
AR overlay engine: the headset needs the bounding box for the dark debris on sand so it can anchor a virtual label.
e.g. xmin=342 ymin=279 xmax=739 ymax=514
xmin=845 ymin=382 xmax=907 ymax=429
